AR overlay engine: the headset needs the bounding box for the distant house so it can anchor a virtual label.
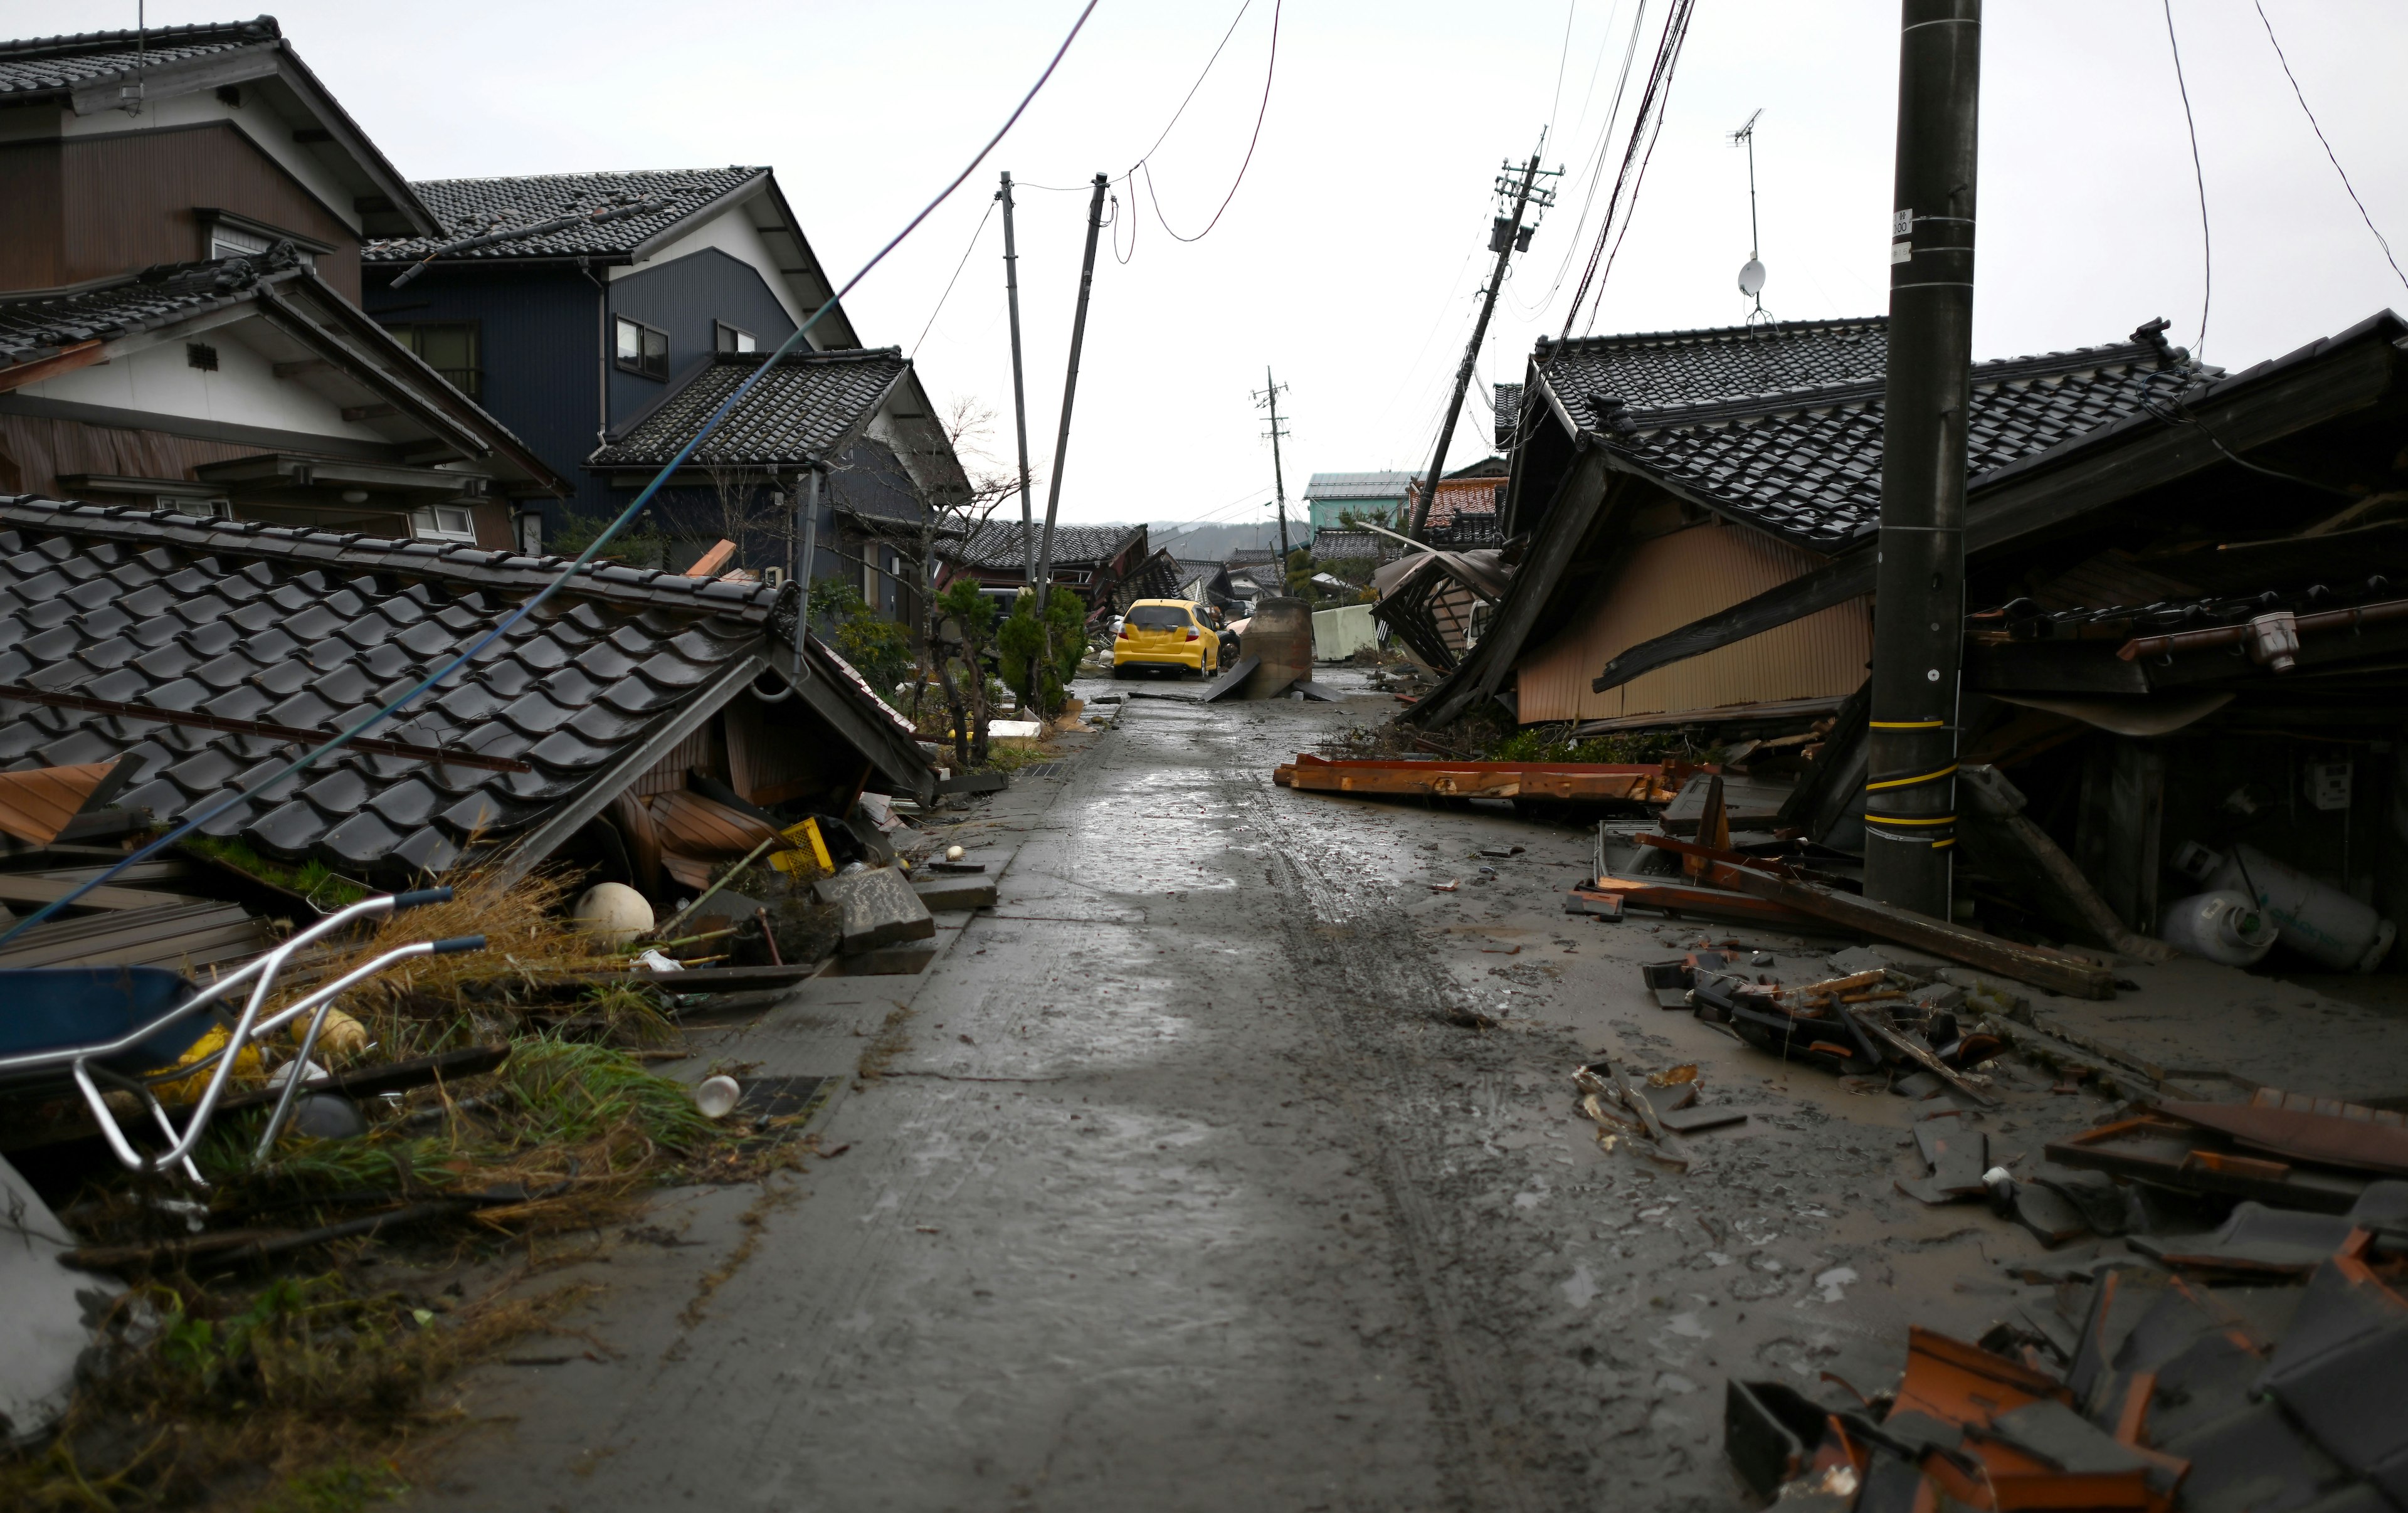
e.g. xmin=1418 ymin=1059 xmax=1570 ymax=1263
xmin=1302 ymin=472 xmax=1415 ymax=532
xmin=0 ymin=17 xmax=564 ymax=540
xmin=360 ymin=167 xmax=967 ymax=598
xmin=586 ymin=346 xmax=967 ymax=631
xmin=1404 ymin=460 xmax=1509 ymax=546
xmin=936 ymin=521 xmax=1148 ymax=614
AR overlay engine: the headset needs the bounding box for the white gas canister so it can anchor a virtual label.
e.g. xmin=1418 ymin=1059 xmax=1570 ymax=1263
xmin=2173 ymin=842 xmax=2396 ymax=972
xmin=2158 ymin=890 xmax=2276 ymax=967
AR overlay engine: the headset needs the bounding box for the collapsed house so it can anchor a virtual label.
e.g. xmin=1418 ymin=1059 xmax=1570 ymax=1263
xmin=0 ymin=498 xmax=929 ymax=963
xmin=1405 ymin=310 xmax=2408 ymax=957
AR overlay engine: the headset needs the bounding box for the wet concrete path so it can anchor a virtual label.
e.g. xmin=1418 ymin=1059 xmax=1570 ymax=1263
xmin=413 ymin=678 xmax=2113 ymax=1512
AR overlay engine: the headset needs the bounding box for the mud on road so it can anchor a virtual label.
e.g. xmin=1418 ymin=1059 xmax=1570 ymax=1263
xmin=412 ymin=677 xmax=2115 ymax=1513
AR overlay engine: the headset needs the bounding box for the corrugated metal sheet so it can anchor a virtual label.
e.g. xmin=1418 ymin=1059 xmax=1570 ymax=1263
xmin=1514 ymin=523 xmax=1870 ymax=724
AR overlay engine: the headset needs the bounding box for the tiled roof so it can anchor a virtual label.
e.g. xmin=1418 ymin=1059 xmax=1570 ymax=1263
xmin=1307 ymin=529 xmax=1398 ymax=562
xmin=1304 ymin=472 xmax=1419 ymax=500
xmin=0 ymin=16 xmax=277 ymax=97
xmin=1494 ymin=382 xmax=1524 ymax=449
xmin=365 ymin=168 xmax=765 ymax=263
xmin=948 ymin=521 xmax=1141 ymax=572
xmin=0 ymin=247 xmax=304 ymax=369
xmin=1536 ymin=317 xmax=1889 ymax=413
xmin=590 ymin=350 xmax=908 ymax=469
xmin=1410 ymin=476 xmax=1504 ymax=528
xmin=1535 ymin=317 xmax=2197 ymax=554
xmin=0 ymin=499 xmax=789 ymax=880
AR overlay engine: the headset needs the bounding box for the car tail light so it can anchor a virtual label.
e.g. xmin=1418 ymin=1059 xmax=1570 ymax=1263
xmin=1117 ymin=624 xmax=1131 ymax=638
xmin=1185 ymin=627 xmax=1199 ymax=641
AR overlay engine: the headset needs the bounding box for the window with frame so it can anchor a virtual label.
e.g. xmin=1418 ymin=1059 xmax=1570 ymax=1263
xmin=615 ymin=317 xmax=670 ymax=380
xmin=410 ymin=504 xmax=479 ymax=543
xmin=386 ymin=321 xmax=482 ymax=399
xmin=206 ymin=219 xmax=315 ymax=268
xmin=714 ymin=321 xmax=758 ymax=355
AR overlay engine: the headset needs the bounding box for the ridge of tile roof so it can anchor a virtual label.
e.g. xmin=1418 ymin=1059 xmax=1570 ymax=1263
xmin=1536 ymin=317 xmax=2205 ymax=554
xmin=0 ymin=497 xmax=795 ymax=879
xmin=589 ymin=349 xmax=909 ymax=469
xmin=0 ymin=16 xmax=277 ymax=93
xmin=948 ymin=520 xmax=1141 ymax=571
xmin=0 ymin=246 xmax=307 ymax=368
xmin=364 ymin=167 xmax=768 ymax=263
xmin=1304 ymin=472 xmax=1421 ymax=498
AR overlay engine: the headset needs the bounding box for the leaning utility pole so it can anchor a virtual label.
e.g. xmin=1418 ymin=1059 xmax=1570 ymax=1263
xmin=1864 ymin=0 xmax=1982 ymax=915
xmin=997 ymin=172 xmax=1037 ymax=588
xmin=1254 ymin=369 xmax=1292 ymax=567
xmin=1406 ymin=144 xmax=1556 ymax=540
xmin=1033 ymin=173 xmax=1109 ymax=625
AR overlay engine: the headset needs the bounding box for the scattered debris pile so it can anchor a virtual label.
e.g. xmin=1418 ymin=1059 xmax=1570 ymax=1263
xmin=1725 ymin=1197 xmax=2408 ymax=1511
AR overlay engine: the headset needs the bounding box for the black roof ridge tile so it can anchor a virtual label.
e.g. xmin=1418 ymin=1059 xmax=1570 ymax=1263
xmin=0 ymin=497 xmax=780 ymax=623
xmin=0 ymin=16 xmax=277 ymax=60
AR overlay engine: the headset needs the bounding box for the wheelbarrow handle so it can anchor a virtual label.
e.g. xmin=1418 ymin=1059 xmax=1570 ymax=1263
xmin=430 ymin=935 xmax=486 ymax=954
xmin=390 ymin=887 xmax=455 ymax=910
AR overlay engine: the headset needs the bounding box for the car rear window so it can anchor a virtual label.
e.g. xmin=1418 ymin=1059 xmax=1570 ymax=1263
xmin=1127 ymin=606 xmax=1189 ymax=629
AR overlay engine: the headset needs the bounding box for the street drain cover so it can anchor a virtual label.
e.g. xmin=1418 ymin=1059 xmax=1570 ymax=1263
xmin=734 ymin=1075 xmax=829 ymax=1121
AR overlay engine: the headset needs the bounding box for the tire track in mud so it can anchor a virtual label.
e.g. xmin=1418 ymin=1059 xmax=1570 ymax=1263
xmin=1233 ymin=767 xmax=1588 ymax=1513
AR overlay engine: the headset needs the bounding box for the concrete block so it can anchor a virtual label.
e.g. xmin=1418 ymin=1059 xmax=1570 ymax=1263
xmin=813 ymin=867 xmax=934 ymax=953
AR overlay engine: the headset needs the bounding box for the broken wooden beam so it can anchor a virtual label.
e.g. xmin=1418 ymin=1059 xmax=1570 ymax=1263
xmin=1571 ymin=877 xmax=1820 ymax=929
xmin=1714 ymin=867 xmax=2118 ymax=999
xmin=1274 ymin=754 xmax=1677 ymax=803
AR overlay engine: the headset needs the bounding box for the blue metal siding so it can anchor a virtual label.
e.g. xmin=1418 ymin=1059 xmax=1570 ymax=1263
xmin=366 ymin=266 xmax=608 ymax=527
xmin=605 ymin=248 xmax=799 ymax=428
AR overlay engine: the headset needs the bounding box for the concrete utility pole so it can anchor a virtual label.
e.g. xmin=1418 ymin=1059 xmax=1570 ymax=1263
xmin=1255 ymin=369 xmax=1292 ymax=568
xmin=1864 ymin=0 xmax=1981 ymax=915
xmin=998 ymin=172 xmax=1037 ymax=588
xmin=1407 ymin=144 xmax=1556 ymax=540
xmin=1032 ymin=173 xmax=1108 ymax=618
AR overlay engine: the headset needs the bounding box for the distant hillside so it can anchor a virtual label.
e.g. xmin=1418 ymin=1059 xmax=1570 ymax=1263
xmin=1140 ymin=520 xmax=1296 ymax=562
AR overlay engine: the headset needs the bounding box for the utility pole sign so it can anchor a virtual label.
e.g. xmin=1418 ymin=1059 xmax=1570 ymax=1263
xmin=1865 ymin=0 xmax=1981 ymax=917
xmin=1407 ymin=143 xmax=1558 ymax=541
xmin=1255 ymin=369 xmax=1292 ymax=568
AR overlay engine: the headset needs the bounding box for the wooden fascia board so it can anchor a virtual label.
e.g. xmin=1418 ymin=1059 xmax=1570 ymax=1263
xmin=254 ymin=286 xmax=488 ymax=458
xmin=67 ymin=44 xmax=280 ymax=115
xmin=873 ymin=366 xmax=972 ymax=504
xmin=0 ymin=340 xmax=106 ymax=394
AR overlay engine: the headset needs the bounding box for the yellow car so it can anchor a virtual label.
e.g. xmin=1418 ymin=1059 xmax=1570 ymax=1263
xmin=1112 ymin=599 xmax=1222 ymax=678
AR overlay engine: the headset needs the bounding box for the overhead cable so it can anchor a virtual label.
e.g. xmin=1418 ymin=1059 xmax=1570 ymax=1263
xmin=2162 ymin=0 xmax=2212 ymax=357
xmin=0 ymin=0 xmax=1102 ymax=945
xmin=1141 ymin=0 xmax=1281 ymax=242
xmin=1556 ymin=0 xmax=1694 ymax=342
xmin=2253 ymin=0 xmax=2407 ymax=292
xmin=911 ymin=197 xmax=999 ymax=357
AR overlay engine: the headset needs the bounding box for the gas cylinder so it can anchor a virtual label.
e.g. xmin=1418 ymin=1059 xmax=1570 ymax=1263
xmin=2157 ymin=890 xmax=2276 ymax=967
xmin=2173 ymin=842 xmax=2395 ymax=972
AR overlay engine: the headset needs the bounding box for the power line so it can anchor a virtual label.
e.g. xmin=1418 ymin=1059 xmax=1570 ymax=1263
xmin=2254 ymin=0 xmax=2408 ymax=292
xmin=1545 ymin=1 xmax=1577 ymax=146
xmin=2162 ymin=0 xmax=2212 ymax=357
xmin=910 ymin=197 xmax=998 ymax=357
xmin=1558 ymin=0 xmax=1692 ymax=340
xmin=1143 ymin=0 xmax=1281 ymax=242
xmin=0 ymin=0 xmax=1105 ymax=944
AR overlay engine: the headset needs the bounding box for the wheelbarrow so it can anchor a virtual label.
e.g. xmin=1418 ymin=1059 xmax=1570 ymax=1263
xmin=0 ymin=887 xmax=484 ymax=1183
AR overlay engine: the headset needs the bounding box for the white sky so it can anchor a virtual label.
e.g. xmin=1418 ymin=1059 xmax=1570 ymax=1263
xmin=30 ymin=1 xmax=2408 ymax=529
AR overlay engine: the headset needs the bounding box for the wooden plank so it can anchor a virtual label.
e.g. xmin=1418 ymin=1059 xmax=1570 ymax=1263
xmin=1716 ymin=867 xmax=2118 ymax=999
xmin=1275 ymin=756 xmax=1671 ymax=803
xmin=1574 ymin=878 xmax=1820 ymax=928
xmin=0 ymin=873 xmax=191 ymax=912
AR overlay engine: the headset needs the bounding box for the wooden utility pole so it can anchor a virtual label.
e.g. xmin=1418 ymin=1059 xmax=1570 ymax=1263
xmin=998 ymin=172 xmax=1037 ymax=588
xmin=1407 ymin=146 xmax=1554 ymax=540
xmin=1255 ymin=369 xmax=1292 ymax=568
xmin=1864 ymin=0 xmax=1982 ymax=915
xmin=1033 ymin=173 xmax=1108 ymax=628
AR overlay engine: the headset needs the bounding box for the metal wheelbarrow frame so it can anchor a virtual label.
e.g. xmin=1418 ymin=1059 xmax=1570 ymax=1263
xmin=0 ymin=887 xmax=484 ymax=1182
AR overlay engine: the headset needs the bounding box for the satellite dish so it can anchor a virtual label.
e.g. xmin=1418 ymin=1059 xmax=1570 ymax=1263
xmin=1738 ymin=258 xmax=1767 ymax=297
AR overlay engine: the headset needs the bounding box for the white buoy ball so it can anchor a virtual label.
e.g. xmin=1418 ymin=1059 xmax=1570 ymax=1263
xmin=694 ymin=1075 xmax=741 ymax=1119
xmin=946 ymin=845 xmax=964 ymax=862
xmin=572 ymin=882 xmax=655 ymax=947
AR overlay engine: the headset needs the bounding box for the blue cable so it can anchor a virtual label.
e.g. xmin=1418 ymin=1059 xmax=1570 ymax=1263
xmin=0 ymin=0 xmax=1098 ymax=947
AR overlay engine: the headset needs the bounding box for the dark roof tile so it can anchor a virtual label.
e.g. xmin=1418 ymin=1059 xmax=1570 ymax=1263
xmin=364 ymin=167 xmax=765 ymax=265
xmin=588 ymin=349 xmax=907 ymax=468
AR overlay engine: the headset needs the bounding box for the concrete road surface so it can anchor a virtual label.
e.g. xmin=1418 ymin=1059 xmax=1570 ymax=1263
xmin=409 ymin=674 xmax=2109 ymax=1512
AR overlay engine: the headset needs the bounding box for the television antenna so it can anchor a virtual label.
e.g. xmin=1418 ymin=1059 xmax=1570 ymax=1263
xmin=1729 ymin=109 xmax=1770 ymax=325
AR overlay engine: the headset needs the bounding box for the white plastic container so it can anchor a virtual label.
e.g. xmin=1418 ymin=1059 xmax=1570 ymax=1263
xmin=2174 ymin=842 xmax=2396 ymax=972
xmin=2158 ymin=890 xmax=2276 ymax=967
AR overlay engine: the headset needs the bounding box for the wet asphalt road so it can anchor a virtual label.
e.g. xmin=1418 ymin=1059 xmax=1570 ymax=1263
xmin=412 ymin=675 xmax=2106 ymax=1513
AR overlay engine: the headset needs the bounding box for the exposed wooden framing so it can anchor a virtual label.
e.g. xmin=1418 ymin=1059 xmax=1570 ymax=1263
xmin=0 ymin=340 xmax=105 ymax=394
xmin=1715 ymin=866 xmax=2119 ymax=998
